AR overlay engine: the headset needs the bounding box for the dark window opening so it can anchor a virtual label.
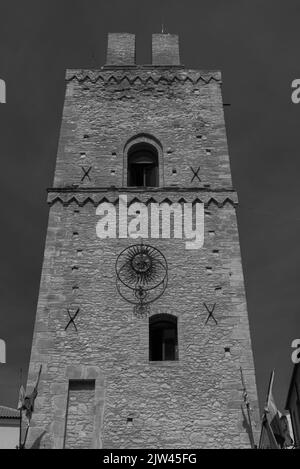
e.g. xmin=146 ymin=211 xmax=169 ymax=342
xmin=128 ymin=143 xmax=159 ymax=187
xmin=68 ymin=379 xmax=95 ymax=391
xmin=149 ymin=314 xmax=178 ymax=361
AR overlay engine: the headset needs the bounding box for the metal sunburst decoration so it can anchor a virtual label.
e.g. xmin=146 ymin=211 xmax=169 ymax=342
xmin=116 ymin=242 xmax=168 ymax=317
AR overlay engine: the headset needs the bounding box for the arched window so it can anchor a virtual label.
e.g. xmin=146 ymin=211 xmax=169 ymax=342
xmin=128 ymin=142 xmax=159 ymax=187
xmin=149 ymin=314 xmax=178 ymax=361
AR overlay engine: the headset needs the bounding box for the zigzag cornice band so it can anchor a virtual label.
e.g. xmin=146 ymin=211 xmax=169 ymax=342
xmin=66 ymin=69 xmax=222 ymax=85
xmin=47 ymin=188 xmax=238 ymax=207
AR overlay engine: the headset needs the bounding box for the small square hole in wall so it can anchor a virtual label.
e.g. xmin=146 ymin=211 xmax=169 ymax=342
xmin=172 ymin=169 xmax=177 ymax=175
xmin=206 ymin=267 xmax=212 ymax=274
xmin=80 ymin=152 xmax=86 ymax=158
xmin=72 ymin=286 xmax=79 ymax=293
xmin=205 ymin=210 xmax=211 ymax=216
xmin=111 ymin=151 xmax=117 ymax=157
xmin=71 ymin=266 xmax=79 ymax=271
xmin=206 ymin=149 xmax=211 ymax=155
xmin=111 ymin=169 xmax=116 ymax=175
xmin=73 ymin=231 xmax=79 ymax=237
xmin=77 ymin=249 xmax=83 ymax=257
xmin=224 ymin=347 xmax=231 ymax=358
xmin=215 ymin=286 xmax=222 ymax=292
xmin=213 ymin=249 xmax=219 ymax=255
xmin=208 ymin=230 xmax=215 ymax=236
xmin=127 ymin=417 xmax=133 ymax=423
xmin=74 ymin=209 xmax=80 ymax=214
xmin=196 ymin=135 xmax=202 ymax=139
xmin=83 ymin=134 xmax=89 ymax=139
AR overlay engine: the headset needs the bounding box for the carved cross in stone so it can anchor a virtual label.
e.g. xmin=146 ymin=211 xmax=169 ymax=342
xmin=81 ymin=166 xmax=92 ymax=182
xmin=203 ymin=302 xmax=217 ymax=325
xmin=65 ymin=308 xmax=80 ymax=331
xmin=190 ymin=166 xmax=201 ymax=183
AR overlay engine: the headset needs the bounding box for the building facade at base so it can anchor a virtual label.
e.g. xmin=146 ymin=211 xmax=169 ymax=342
xmin=0 ymin=406 xmax=20 ymax=449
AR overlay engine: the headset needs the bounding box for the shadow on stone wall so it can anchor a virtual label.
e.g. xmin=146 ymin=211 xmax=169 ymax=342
xmin=241 ymin=405 xmax=254 ymax=448
xmin=29 ymin=431 xmax=47 ymax=449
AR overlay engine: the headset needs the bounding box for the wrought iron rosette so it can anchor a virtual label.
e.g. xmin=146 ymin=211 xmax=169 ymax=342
xmin=116 ymin=242 xmax=168 ymax=314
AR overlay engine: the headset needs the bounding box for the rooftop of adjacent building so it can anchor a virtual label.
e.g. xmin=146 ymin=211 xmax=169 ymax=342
xmin=0 ymin=405 xmax=20 ymax=420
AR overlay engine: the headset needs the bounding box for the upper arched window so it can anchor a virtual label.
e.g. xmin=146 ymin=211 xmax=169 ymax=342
xmin=149 ymin=314 xmax=178 ymax=361
xmin=127 ymin=142 xmax=159 ymax=187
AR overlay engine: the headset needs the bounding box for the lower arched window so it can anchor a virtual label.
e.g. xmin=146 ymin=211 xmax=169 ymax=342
xmin=149 ymin=314 xmax=178 ymax=361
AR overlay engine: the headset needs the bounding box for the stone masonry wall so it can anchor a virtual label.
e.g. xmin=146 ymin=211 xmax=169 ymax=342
xmin=152 ymin=34 xmax=180 ymax=65
xmin=106 ymin=33 xmax=136 ymax=66
xmin=25 ymin=63 xmax=260 ymax=449
xmin=54 ymin=69 xmax=231 ymax=190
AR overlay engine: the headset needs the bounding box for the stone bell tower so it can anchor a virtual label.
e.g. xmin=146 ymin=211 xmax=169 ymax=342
xmin=26 ymin=33 xmax=259 ymax=449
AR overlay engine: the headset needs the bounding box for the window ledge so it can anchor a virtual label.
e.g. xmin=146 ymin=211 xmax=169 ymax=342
xmin=148 ymin=360 xmax=180 ymax=366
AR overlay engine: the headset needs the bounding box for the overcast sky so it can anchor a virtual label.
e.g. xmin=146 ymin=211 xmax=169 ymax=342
xmin=0 ymin=0 xmax=300 ymax=414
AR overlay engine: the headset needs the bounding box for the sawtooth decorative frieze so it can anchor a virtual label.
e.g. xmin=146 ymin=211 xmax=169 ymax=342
xmin=65 ymin=69 xmax=222 ymax=85
xmin=47 ymin=189 xmax=238 ymax=207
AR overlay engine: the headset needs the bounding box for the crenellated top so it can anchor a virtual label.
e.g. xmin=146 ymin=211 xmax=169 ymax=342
xmin=105 ymin=32 xmax=181 ymax=67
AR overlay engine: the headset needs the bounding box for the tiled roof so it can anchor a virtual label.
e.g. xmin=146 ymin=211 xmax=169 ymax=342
xmin=0 ymin=406 xmax=20 ymax=419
